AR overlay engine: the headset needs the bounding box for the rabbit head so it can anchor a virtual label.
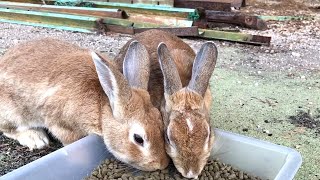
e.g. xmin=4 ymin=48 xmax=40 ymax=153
xmin=92 ymin=41 xmax=169 ymax=171
xmin=157 ymin=42 xmax=218 ymax=178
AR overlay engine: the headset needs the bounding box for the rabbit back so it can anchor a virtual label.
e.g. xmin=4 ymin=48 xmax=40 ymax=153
xmin=114 ymin=30 xmax=195 ymax=108
xmin=0 ymin=38 xmax=103 ymax=142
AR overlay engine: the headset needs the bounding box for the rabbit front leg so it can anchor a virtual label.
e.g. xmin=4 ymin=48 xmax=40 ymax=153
xmin=48 ymin=124 xmax=86 ymax=146
xmin=3 ymin=128 xmax=49 ymax=150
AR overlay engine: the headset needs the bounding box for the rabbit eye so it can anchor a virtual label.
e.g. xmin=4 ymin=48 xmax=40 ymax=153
xmin=134 ymin=134 xmax=144 ymax=146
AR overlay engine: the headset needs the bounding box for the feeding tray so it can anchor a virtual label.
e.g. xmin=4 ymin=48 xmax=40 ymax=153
xmin=1 ymin=129 xmax=302 ymax=180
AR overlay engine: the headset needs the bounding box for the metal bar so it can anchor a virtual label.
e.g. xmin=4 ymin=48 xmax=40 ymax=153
xmin=0 ymin=1 xmax=128 ymax=19
xmin=199 ymin=29 xmax=271 ymax=46
xmin=134 ymin=26 xmax=199 ymax=36
xmin=174 ymin=0 xmax=231 ymax=11
xmin=0 ymin=8 xmax=102 ymax=32
xmin=205 ymin=11 xmax=267 ymax=30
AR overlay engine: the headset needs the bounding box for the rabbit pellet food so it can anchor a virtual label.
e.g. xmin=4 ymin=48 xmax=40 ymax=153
xmin=85 ymin=158 xmax=262 ymax=180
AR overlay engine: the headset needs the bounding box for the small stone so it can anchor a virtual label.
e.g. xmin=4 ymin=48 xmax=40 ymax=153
xmin=228 ymin=174 xmax=237 ymax=179
xmin=292 ymin=52 xmax=301 ymax=57
xmin=239 ymin=171 xmax=244 ymax=179
xmin=214 ymin=172 xmax=221 ymax=179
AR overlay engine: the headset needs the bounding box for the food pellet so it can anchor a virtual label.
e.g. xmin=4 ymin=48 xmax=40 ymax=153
xmin=85 ymin=158 xmax=264 ymax=180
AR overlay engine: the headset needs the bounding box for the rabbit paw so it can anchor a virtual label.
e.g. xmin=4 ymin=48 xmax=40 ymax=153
xmin=16 ymin=129 xmax=50 ymax=150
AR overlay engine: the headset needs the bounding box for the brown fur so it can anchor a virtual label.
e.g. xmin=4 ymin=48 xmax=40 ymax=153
xmin=114 ymin=30 xmax=195 ymax=108
xmin=114 ymin=30 xmax=217 ymax=178
xmin=0 ymin=38 xmax=169 ymax=171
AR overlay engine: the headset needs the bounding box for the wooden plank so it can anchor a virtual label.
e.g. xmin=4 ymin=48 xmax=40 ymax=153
xmin=134 ymin=26 xmax=199 ymax=36
xmin=0 ymin=8 xmax=102 ymax=32
xmin=0 ymin=0 xmax=43 ymax=3
xmin=128 ymin=13 xmax=193 ymax=27
xmin=203 ymin=0 xmax=245 ymax=8
xmin=199 ymin=29 xmax=271 ymax=46
xmin=0 ymin=1 xmax=128 ymax=19
xmin=174 ymin=0 xmax=231 ymax=11
xmin=132 ymin=0 xmax=174 ymax=6
xmin=106 ymin=24 xmax=134 ymax=34
xmin=84 ymin=1 xmax=197 ymax=19
xmin=205 ymin=11 xmax=267 ymax=30
xmin=109 ymin=0 xmax=132 ymax=3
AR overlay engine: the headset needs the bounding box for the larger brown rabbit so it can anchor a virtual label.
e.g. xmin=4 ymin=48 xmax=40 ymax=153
xmin=114 ymin=30 xmax=217 ymax=178
xmin=0 ymin=38 xmax=169 ymax=171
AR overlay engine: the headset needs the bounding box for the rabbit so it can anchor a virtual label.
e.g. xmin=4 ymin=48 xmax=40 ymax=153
xmin=0 ymin=38 xmax=169 ymax=171
xmin=114 ymin=30 xmax=218 ymax=178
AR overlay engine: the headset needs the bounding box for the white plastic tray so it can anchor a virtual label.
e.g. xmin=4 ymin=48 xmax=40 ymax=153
xmin=0 ymin=129 xmax=302 ymax=180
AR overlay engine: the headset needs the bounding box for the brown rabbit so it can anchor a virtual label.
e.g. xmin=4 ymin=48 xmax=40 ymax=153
xmin=114 ymin=30 xmax=217 ymax=178
xmin=0 ymin=38 xmax=169 ymax=171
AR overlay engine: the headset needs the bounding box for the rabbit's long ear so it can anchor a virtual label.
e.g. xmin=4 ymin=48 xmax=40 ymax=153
xmin=187 ymin=42 xmax=217 ymax=97
xmin=123 ymin=41 xmax=150 ymax=90
xmin=158 ymin=42 xmax=182 ymax=96
xmin=91 ymin=52 xmax=131 ymax=118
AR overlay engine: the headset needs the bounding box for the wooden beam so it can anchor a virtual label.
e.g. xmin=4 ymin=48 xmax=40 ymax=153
xmin=199 ymin=29 xmax=271 ymax=46
xmin=204 ymin=0 xmax=245 ymax=8
xmin=0 ymin=8 xmax=102 ymax=33
xmin=134 ymin=26 xmax=199 ymax=36
xmin=0 ymin=1 xmax=128 ymax=19
xmin=174 ymin=0 xmax=231 ymax=11
xmin=205 ymin=11 xmax=267 ymax=30
xmin=83 ymin=1 xmax=197 ymax=19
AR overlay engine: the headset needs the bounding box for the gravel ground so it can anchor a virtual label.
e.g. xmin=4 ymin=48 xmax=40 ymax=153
xmin=0 ymin=1 xmax=319 ymax=179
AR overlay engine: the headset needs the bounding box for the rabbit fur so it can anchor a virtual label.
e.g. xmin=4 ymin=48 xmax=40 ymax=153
xmin=114 ymin=30 xmax=218 ymax=178
xmin=0 ymin=38 xmax=169 ymax=171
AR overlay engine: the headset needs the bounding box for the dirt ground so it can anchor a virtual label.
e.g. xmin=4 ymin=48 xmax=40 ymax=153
xmin=0 ymin=0 xmax=319 ymax=179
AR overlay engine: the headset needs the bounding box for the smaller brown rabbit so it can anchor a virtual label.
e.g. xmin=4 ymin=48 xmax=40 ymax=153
xmin=114 ymin=30 xmax=218 ymax=178
xmin=0 ymin=38 xmax=169 ymax=171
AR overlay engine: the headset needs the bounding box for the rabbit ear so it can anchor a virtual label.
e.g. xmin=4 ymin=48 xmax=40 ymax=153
xmin=158 ymin=42 xmax=182 ymax=96
xmin=123 ymin=41 xmax=150 ymax=90
xmin=91 ymin=51 xmax=131 ymax=118
xmin=187 ymin=42 xmax=217 ymax=97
